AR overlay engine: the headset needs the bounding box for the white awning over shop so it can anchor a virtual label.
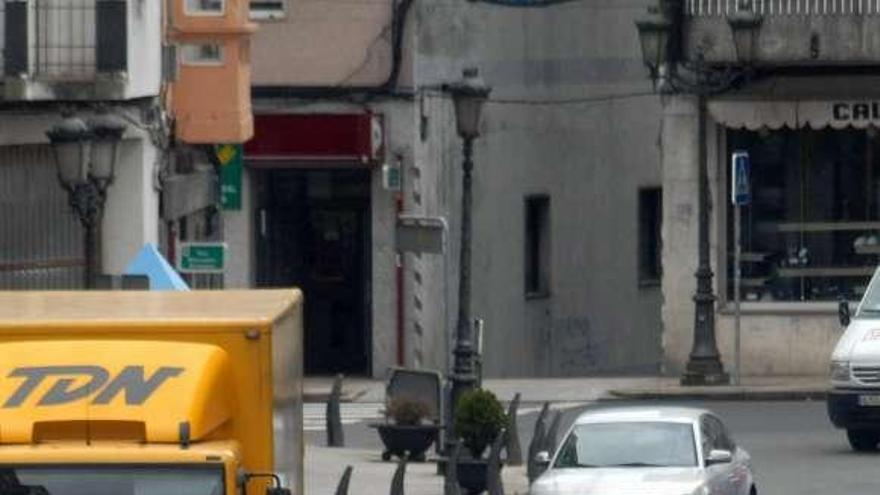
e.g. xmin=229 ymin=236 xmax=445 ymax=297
xmin=708 ymin=100 xmax=880 ymax=130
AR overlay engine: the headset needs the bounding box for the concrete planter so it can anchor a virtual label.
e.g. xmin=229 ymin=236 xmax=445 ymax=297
xmin=370 ymin=423 xmax=439 ymax=461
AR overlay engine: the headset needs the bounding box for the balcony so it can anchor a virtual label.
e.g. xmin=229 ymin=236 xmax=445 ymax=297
xmin=684 ymin=0 xmax=880 ymax=65
xmin=1 ymin=0 xmax=162 ymax=101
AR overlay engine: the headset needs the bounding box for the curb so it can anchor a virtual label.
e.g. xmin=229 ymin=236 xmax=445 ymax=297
xmin=603 ymin=388 xmax=829 ymax=401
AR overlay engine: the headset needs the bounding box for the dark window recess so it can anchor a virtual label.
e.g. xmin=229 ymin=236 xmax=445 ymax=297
xmin=4 ymin=2 xmax=29 ymax=76
xmin=525 ymin=195 xmax=551 ymax=297
xmin=639 ymin=188 xmax=663 ymax=285
xmin=727 ymin=128 xmax=880 ymax=302
xmin=97 ymin=0 xmax=128 ymax=73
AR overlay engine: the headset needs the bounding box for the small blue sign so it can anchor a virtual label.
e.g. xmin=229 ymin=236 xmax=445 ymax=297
xmin=731 ymin=151 xmax=751 ymax=206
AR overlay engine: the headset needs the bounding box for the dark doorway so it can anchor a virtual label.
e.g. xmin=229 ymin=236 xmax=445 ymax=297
xmin=255 ymin=168 xmax=372 ymax=375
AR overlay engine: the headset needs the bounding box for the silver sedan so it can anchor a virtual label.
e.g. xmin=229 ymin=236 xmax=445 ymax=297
xmin=530 ymin=406 xmax=756 ymax=495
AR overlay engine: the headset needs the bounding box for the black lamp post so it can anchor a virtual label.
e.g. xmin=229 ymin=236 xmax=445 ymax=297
xmin=445 ymin=66 xmax=491 ymax=433
xmin=47 ymin=111 xmax=127 ymax=289
xmin=635 ymin=0 xmax=761 ymax=385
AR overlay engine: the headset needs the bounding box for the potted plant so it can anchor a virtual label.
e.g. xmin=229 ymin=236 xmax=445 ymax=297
xmin=453 ymin=389 xmax=507 ymax=494
xmin=370 ymin=397 xmax=440 ymax=462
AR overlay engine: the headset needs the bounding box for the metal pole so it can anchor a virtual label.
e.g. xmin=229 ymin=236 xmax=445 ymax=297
xmin=84 ymin=222 xmax=98 ymax=289
xmin=681 ymin=54 xmax=729 ymax=385
xmin=450 ymin=136 xmax=478 ymax=428
xmin=734 ymin=202 xmax=742 ymax=386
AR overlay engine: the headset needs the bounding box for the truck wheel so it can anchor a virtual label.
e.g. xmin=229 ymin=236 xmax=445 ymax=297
xmin=847 ymin=429 xmax=880 ymax=452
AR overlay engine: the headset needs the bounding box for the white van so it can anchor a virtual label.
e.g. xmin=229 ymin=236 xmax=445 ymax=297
xmin=828 ymin=284 xmax=880 ymax=452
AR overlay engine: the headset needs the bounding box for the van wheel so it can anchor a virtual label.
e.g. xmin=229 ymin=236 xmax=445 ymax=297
xmin=847 ymin=429 xmax=880 ymax=451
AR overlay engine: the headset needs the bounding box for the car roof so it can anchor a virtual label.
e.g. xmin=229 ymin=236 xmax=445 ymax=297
xmin=572 ymin=406 xmax=711 ymax=425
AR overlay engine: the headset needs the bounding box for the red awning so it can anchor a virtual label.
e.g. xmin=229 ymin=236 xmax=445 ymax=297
xmin=244 ymin=114 xmax=383 ymax=167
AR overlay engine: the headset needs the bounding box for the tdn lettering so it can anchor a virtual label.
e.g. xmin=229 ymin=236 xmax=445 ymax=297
xmin=2 ymin=366 xmax=184 ymax=408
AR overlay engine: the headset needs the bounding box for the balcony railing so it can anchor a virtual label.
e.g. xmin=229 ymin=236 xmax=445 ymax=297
xmin=687 ymin=0 xmax=880 ymax=16
xmin=2 ymin=0 xmax=126 ymax=81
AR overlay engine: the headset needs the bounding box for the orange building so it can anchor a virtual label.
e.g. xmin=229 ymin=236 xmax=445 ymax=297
xmin=170 ymin=0 xmax=256 ymax=144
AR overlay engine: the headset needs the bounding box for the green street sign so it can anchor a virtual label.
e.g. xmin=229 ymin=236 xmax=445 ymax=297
xmin=216 ymin=144 xmax=243 ymax=211
xmin=179 ymin=242 xmax=226 ymax=273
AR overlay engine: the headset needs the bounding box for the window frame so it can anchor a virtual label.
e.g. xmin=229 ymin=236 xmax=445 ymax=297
xmin=638 ymin=186 xmax=663 ymax=287
xmin=185 ymin=0 xmax=226 ymax=17
xmin=179 ymin=42 xmax=226 ymax=67
xmin=249 ymin=0 xmax=287 ymax=20
xmin=524 ymin=194 xmax=551 ymax=299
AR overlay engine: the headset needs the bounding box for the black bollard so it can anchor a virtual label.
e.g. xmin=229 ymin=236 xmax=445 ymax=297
xmin=527 ymin=415 xmax=546 ymax=484
xmin=444 ymin=440 xmax=462 ymax=495
xmin=543 ymin=410 xmax=562 ymax=454
xmin=390 ymin=455 xmax=408 ymax=495
xmin=486 ymin=430 xmax=506 ymax=495
xmin=334 ymin=466 xmax=353 ymax=495
xmin=504 ymin=393 xmax=523 ymax=466
xmin=327 ymin=374 xmax=345 ymax=447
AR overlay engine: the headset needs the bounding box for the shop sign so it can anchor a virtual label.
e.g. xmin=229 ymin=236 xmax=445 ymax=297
xmin=831 ymin=101 xmax=880 ymax=124
xmin=216 ymin=144 xmax=242 ymax=211
xmin=178 ymin=242 xmax=226 ymax=273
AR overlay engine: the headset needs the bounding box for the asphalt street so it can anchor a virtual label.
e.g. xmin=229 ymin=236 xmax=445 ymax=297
xmin=306 ymin=399 xmax=880 ymax=495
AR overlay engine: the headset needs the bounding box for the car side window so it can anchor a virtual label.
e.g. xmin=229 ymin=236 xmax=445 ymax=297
xmin=700 ymin=417 xmax=718 ymax=459
xmin=703 ymin=415 xmax=735 ymax=452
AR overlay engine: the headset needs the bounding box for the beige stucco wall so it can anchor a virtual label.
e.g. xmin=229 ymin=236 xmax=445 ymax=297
xmin=251 ymin=0 xmax=413 ymax=87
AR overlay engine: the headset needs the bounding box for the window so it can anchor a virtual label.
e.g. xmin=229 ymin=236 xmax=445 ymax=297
xmin=727 ymin=128 xmax=880 ymax=302
xmin=186 ymin=0 xmax=225 ymax=16
xmin=554 ymin=422 xmax=698 ymax=468
xmin=180 ymin=43 xmax=225 ymax=66
xmin=250 ymin=0 xmax=286 ymax=20
xmin=525 ymin=195 xmax=551 ymax=297
xmin=639 ymin=187 xmax=663 ymax=285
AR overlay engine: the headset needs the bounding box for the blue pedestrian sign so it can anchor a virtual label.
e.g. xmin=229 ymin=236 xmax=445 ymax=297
xmin=731 ymin=151 xmax=751 ymax=206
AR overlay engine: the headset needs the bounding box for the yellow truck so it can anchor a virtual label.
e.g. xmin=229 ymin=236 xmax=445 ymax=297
xmin=0 ymin=290 xmax=303 ymax=495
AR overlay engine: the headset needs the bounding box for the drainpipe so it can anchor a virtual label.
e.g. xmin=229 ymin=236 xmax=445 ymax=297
xmin=396 ymin=192 xmax=405 ymax=366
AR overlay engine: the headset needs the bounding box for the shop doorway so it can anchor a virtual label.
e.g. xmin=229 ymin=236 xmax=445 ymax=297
xmin=255 ymin=169 xmax=372 ymax=375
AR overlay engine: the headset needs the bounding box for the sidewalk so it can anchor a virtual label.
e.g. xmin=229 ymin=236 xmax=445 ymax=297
xmin=307 ymin=445 xmax=529 ymax=495
xmin=305 ymin=375 xmax=829 ymax=404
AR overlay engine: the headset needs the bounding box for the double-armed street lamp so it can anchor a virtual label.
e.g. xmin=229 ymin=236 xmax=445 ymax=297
xmin=446 ymin=67 xmax=492 ymax=410
xmin=46 ymin=110 xmax=127 ymax=289
xmin=635 ymin=0 xmax=762 ymax=385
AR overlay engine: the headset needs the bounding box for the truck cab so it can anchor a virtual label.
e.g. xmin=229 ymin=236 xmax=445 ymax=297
xmin=0 ymin=290 xmax=303 ymax=495
xmin=828 ymin=271 xmax=880 ymax=452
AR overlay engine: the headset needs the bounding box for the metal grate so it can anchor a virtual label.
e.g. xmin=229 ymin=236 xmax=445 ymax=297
xmin=0 ymin=145 xmax=85 ymax=290
xmin=33 ymin=0 xmax=97 ymax=79
xmin=687 ymin=0 xmax=880 ymax=15
xmin=853 ymin=366 xmax=880 ymax=384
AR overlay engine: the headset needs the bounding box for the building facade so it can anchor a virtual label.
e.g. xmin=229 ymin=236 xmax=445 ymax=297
xmin=661 ymin=0 xmax=880 ymax=375
xmin=237 ymin=0 xmax=665 ymax=377
xmin=0 ymin=0 xmax=255 ymax=291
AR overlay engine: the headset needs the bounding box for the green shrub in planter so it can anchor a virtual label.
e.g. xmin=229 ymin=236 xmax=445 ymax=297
xmin=454 ymin=389 xmax=507 ymax=458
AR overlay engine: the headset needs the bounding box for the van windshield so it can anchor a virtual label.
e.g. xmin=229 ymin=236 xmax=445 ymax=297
xmin=860 ymin=279 xmax=880 ymax=315
xmin=0 ymin=465 xmax=224 ymax=495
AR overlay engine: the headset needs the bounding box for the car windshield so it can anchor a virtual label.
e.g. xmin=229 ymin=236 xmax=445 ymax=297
xmin=553 ymin=421 xmax=697 ymax=468
xmin=0 ymin=465 xmax=224 ymax=495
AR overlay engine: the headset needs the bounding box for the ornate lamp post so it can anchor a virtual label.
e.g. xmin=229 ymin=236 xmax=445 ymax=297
xmin=47 ymin=111 xmax=127 ymax=289
xmin=445 ymin=66 xmax=491 ymax=433
xmin=635 ymin=0 xmax=761 ymax=385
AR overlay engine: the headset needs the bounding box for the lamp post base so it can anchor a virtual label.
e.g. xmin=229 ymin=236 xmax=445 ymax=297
xmin=681 ymin=358 xmax=730 ymax=386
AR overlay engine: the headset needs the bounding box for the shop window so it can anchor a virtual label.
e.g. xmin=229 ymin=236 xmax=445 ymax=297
xmin=726 ymin=128 xmax=880 ymax=302
xmin=525 ymin=195 xmax=551 ymax=298
xmin=180 ymin=43 xmax=225 ymax=66
xmin=186 ymin=0 xmax=225 ymax=16
xmin=639 ymin=187 xmax=662 ymax=286
xmin=250 ymin=0 xmax=286 ymax=20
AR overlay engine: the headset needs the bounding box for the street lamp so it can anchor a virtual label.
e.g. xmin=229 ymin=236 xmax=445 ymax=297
xmin=635 ymin=0 xmax=761 ymax=385
xmin=47 ymin=111 xmax=127 ymax=289
xmin=445 ymin=66 xmax=491 ymax=439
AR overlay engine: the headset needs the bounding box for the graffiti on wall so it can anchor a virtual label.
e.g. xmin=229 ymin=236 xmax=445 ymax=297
xmin=539 ymin=316 xmax=605 ymax=375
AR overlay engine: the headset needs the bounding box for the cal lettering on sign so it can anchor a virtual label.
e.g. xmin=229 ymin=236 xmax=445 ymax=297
xmin=2 ymin=365 xmax=184 ymax=408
